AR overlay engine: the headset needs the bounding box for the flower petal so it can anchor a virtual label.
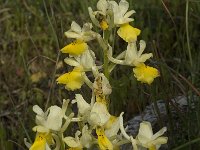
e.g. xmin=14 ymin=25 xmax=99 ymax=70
xmin=151 ymin=137 xmax=168 ymax=146
xmin=125 ymin=42 xmax=137 ymax=65
xmin=105 ymin=116 xmax=120 ymax=138
xmin=133 ymin=64 xmax=159 ymax=84
xmin=71 ymin=21 xmax=82 ymax=33
xmin=63 ymin=137 xmax=81 ymax=148
xmin=119 ymin=0 xmax=129 ymax=16
xmin=56 ymin=67 xmax=84 ymax=91
xmin=79 ymin=50 xmax=95 ymax=71
xmin=75 ymin=94 xmax=90 ymax=115
xmin=97 ymin=0 xmax=108 ymax=13
xmin=117 ymin=24 xmax=140 ymax=43
xmin=96 ymin=127 xmax=113 ymax=150
xmin=64 ymin=58 xmax=80 ymax=67
xmin=151 ymin=127 xmax=167 ymax=141
xmin=32 ymin=126 xmax=49 ymax=133
xmin=80 ymin=125 xmax=92 ymax=148
xmin=89 ymin=102 xmax=110 ymax=126
xmin=124 ymin=10 xmax=136 ymax=18
xmin=137 ymin=121 xmax=153 ymax=143
xmin=33 ymin=105 xmax=44 ymax=116
xmin=88 ymin=7 xmax=100 ymax=27
xmin=45 ymin=106 xmax=63 ymax=131
xmin=30 ymin=133 xmax=47 ymax=150
xmin=61 ymin=40 xmax=88 ymax=56
xmin=64 ymin=31 xmax=81 ymax=39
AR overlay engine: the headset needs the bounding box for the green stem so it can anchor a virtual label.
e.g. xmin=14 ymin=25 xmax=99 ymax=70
xmin=58 ymin=133 xmax=65 ymax=150
xmin=172 ymin=138 xmax=200 ymax=150
xmin=103 ymin=30 xmax=110 ymax=79
xmin=103 ymin=47 xmax=109 ymax=79
xmin=186 ymin=0 xmax=193 ymax=68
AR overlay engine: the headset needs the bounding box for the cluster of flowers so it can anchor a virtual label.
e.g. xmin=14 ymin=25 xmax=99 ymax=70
xmin=25 ymin=0 xmax=168 ymax=150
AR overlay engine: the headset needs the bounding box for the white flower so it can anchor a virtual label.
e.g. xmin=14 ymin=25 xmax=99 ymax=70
xmin=125 ymin=41 xmax=152 ymax=66
xmin=109 ymin=0 xmax=135 ymax=25
xmin=137 ymin=121 xmax=168 ymax=149
xmin=88 ymin=0 xmax=112 ymax=29
xmin=32 ymin=99 xmax=69 ymax=132
xmin=64 ymin=21 xmax=96 ymax=42
xmin=108 ymin=40 xmax=153 ymax=67
xmin=63 ymin=125 xmax=93 ymax=149
xmin=63 ymin=131 xmax=82 ymax=149
xmin=89 ymin=102 xmax=111 ymax=126
xmin=72 ymin=94 xmax=111 ymax=127
xmin=64 ymin=49 xmax=96 ymax=71
xmin=80 ymin=125 xmax=93 ymax=148
xmin=72 ymin=94 xmax=91 ymax=116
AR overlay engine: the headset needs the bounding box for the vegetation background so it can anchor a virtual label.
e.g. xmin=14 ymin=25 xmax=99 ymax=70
xmin=0 ymin=0 xmax=199 ymax=149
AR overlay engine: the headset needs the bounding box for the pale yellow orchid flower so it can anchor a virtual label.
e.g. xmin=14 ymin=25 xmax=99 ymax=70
xmin=137 ymin=121 xmax=168 ymax=150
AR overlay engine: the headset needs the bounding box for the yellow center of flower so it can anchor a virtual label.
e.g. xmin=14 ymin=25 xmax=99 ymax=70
xmin=96 ymin=127 xmax=113 ymax=150
xmin=56 ymin=67 xmax=84 ymax=91
xmin=117 ymin=23 xmax=141 ymax=43
xmin=149 ymin=145 xmax=156 ymax=150
xmin=30 ymin=133 xmax=52 ymax=150
xmin=133 ymin=63 xmax=159 ymax=84
xmin=100 ymin=20 xmax=109 ymax=30
xmin=61 ymin=40 xmax=88 ymax=56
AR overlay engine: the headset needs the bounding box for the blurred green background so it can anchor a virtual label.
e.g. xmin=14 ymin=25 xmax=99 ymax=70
xmin=0 ymin=0 xmax=200 ymax=149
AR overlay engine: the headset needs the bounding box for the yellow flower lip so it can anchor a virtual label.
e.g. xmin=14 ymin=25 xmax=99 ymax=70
xmin=100 ymin=20 xmax=109 ymax=30
xmin=56 ymin=67 xmax=84 ymax=91
xmin=61 ymin=40 xmax=88 ymax=56
xmin=133 ymin=63 xmax=159 ymax=84
xmin=30 ymin=132 xmax=53 ymax=150
xmin=96 ymin=127 xmax=113 ymax=150
xmin=117 ymin=23 xmax=141 ymax=43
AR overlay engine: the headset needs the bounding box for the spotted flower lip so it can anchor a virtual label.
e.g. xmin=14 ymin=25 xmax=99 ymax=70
xmin=64 ymin=21 xmax=96 ymax=42
xmin=29 ymin=132 xmax=53 ymax=150
xmin=96 ymin=127 xmax=113 ymax=150
xmin=109 ymin=0 xmax=135 ymax=25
